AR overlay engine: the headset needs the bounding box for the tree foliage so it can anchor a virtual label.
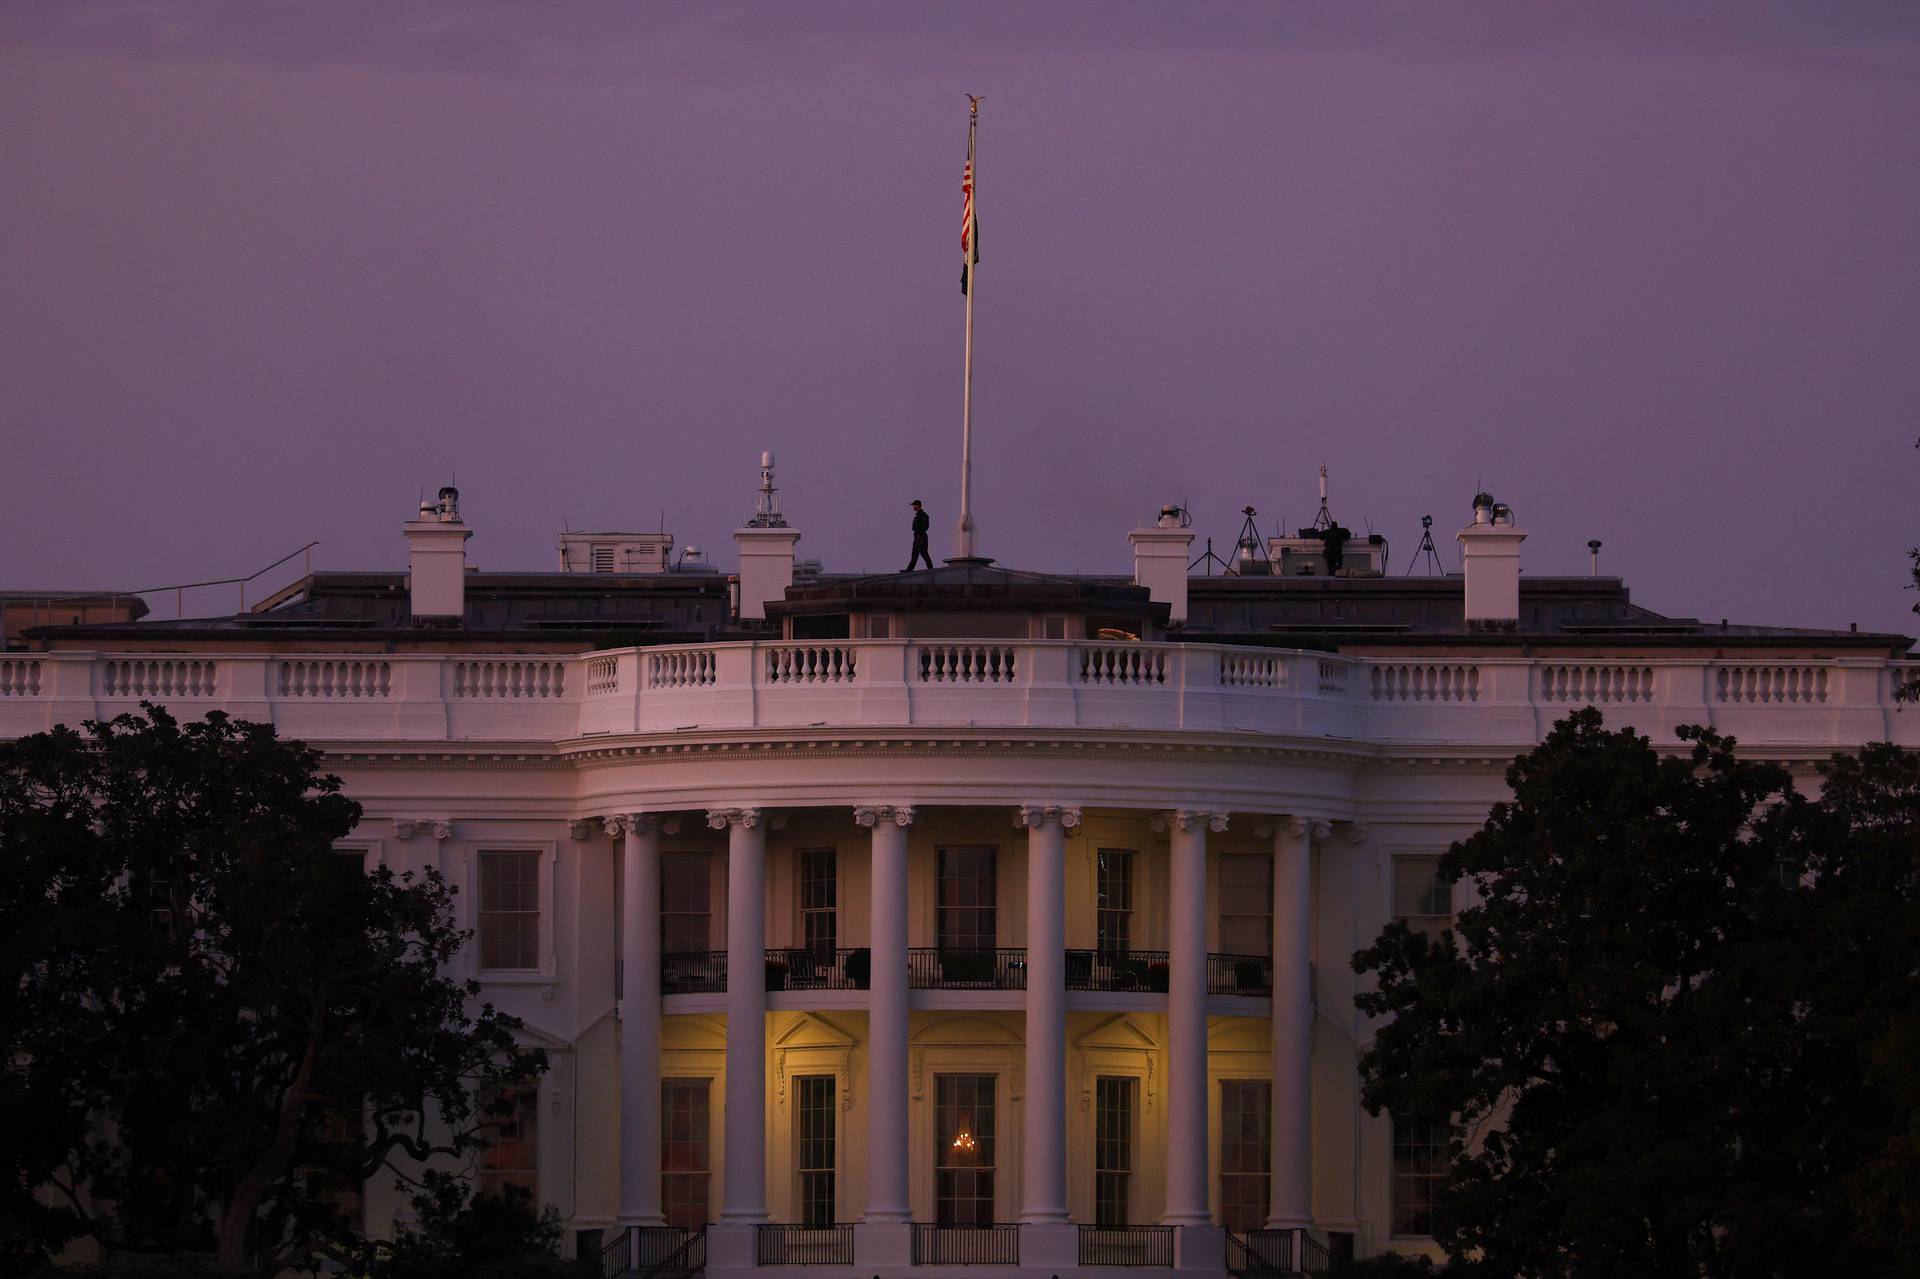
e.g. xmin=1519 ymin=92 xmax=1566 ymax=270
xmin=0 ymin=706 xmax=547 ymax=1273
xmin=342 ymin=1171 xmax=595 ymax=1279
xmin=1354 ymin=708 xmax=1920 ymax=1279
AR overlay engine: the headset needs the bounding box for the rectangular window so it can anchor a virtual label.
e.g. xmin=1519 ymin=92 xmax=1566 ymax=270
xmin=662 ymin=1079 xmax=712 ymax=1230
xmin=937 ymin=847 xmax=997 ymax=953
xmin=479 ymin=851 xmax=540 ymax=971
xmin=662 ymin=854 xmax=713 ymax=954
xmin=1096 ymin=850 xmax=1134 ymax=954
xmin=798 ymin=849 xmax=838 ymax=957
xmin=1094 ymin=1076 xmax=1135 ymax=1226
xmin=479 ymin=1082 xmax=538 ymax=1200
xmin=1392 ymin=857 xmax=1453 ymax=942
xmin=935 ymin=1074 xmax=996 ymax=1226
xmin=1219 ymin=855 xmax=1273 ymax=957
xmin=301 ymin=1093 xmax=365 ymax=1231
xmin=1218 ymin=1080 xmax=1271 ymax=1234
xmin=795 ymin=1075 xmax=837 ymax=1226
xmin=1391 ymin=1116 xmax=1446 ymax=1237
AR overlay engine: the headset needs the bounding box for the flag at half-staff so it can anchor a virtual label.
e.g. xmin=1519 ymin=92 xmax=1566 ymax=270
xmin=961 ymin=105 xmax=980 ymax=294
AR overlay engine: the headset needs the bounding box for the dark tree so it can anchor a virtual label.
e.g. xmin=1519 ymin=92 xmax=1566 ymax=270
xmin=1354 ymin=709 xmax=1919 ymax=1278
xmin=343 ymin=1171 xmax=595 ymax=1279
xmin=0 ymin=706 xmax=546 ymax=1273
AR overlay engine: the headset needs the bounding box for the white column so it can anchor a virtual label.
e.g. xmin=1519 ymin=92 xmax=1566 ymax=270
xmin=1164 ymin=809 xmax=1223 ymax=1229
xmin=1015 ymin=805 xmax=1078 ymax=1227
xmin=1267 ymin=817 xmax=1322 ymax=1230
xmin=713 ymin=807 xmax=769 ymax=1224
xmin=858 ymin=805 xmax=915 ymax=1223
xmin=618 ymin=815 xmax=667 ymax=1226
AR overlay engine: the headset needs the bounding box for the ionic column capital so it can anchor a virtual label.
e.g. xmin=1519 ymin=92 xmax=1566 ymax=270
xmin=1285 ymin=816 xmax=1333 ymax=841
xmin=854 ymin=805 xmax=918 ymax=828
xmin=706 ymin=806 xmax=764 ymax=830
xmin=601 ymin=814 xmax=630 ymax=838
xmin=396 ymin=818 xmax=453 ymax=841
xmin=1014 ymin=805 xmax=1082 ymax=830
xmin=1339 ymin=820 xmax=1370 ymax=845
xmin=1155 ymin=808 xmax=1227 ymax=834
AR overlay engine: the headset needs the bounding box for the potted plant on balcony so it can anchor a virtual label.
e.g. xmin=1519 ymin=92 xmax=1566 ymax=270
xmin=1145 ymin=959 xmax=1170 ymax=992
xmin=765 ymin=956 xmax=790 ymax=991
xmin=846 ymin=947 xmax=871 ymax=989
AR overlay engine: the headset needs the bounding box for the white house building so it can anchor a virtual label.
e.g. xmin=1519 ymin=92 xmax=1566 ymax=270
xmin=6 ymin=478 xmax=1913 ymax=1278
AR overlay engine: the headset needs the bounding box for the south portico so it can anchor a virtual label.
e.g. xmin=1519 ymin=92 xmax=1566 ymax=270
xmin=596 ymin=798 xmax=1343 ymax=1279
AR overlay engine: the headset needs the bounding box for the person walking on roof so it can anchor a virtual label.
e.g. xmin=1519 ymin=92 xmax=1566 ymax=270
xmin=904 ymin=500 xmax=934 ymax=571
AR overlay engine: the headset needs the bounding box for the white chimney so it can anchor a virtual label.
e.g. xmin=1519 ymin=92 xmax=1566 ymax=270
xmin=404 ymin=486 xmax=472 ymax=621
xmin=1457 ymin=492 xmax=1525 ymax=628
xmin=1128 ymin=504 xmax=1195 ymax=623
xmin=733 ymin=451 xmax=800 ymax=621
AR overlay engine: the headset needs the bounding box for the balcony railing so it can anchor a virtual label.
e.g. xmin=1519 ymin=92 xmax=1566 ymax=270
xmin=6 ymin=646 xmax=1907 ymax=754
xmin=911 ymin=1223 xmax=1021 ymax=1265
xmin=1078 ymin=1224 xmax=1175 ymax=1266
xmin=765 ymin=947 xmax=869 ymax=991
xmin=1066 ymin=948 xmax=1171 ymax=992
xmin=1208 ymin=952 xmax=1273 ymax=997
xmin=662 ymin=951 xmax=727 ymax=994
xmin=908 ymin=948 xmax=1027 ymax=990
xmin=1226 ymin=1227 xmax=1332 ymax=1276
xmin=602 ymin=1224 xmax=704 ymax=1279
xmin=755 ymin=1223 xmax=854 ymax=1265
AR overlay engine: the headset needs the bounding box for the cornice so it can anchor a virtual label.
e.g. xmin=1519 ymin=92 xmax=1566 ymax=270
xmin=561 ymin=729 xmax=1377 ymax=769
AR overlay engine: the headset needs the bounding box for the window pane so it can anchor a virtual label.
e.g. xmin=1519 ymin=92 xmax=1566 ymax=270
xmin=795 ymin=1075 xmax=836 ymax=1226
xmin=1095 ymin=1076 xmax=1134 ymax=1226
xmin=935 ymin=1075 xmax=996 ymax=1225
xmin=662 ymin=854 xmax=712 ymax=953
xmin=799 ymin=849 xmax=837 ymax=955
xmin=1219 ymin=855 xmax=1273 ymax=958
xmin=1392 ymin=1116 xmax=1447 ymax=1237
xmin=663 ymin=1079 xmax=712 ymax=1230
xmin=1096 ymin=850 xmax=1134 ymax=953
xmin=1392 ymin=857 xmax=1452 ymax=941
xmin=480 ymin=1082 xmax=538 ymax=1201
xmin=938 ymin=848 xmax=997 ymax=952
xmin=479 ymin=852 xmax=540 ymax=970
xmin=1218 ymin=1080 xmax=1270 ymax=1233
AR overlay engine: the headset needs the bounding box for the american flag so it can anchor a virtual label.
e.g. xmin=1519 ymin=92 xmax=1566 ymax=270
xmin=961 ymin=146 xmax=978 ymax=295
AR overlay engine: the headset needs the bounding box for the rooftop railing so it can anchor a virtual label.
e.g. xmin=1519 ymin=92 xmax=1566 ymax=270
xmin=1 ymin=644 xmax=1911 ymax=752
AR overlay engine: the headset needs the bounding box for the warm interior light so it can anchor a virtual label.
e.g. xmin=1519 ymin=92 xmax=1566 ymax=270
xmin=951 ymin=1128 xmax=977 ymax=1153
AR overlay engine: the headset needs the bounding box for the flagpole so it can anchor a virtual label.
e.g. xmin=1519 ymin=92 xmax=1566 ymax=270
xmin=957 ymin=99 xmax=978 ymax=560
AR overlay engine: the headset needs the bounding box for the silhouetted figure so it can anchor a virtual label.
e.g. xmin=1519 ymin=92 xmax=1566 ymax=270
xmin=905 ymin=500 xmax=933 ymax=570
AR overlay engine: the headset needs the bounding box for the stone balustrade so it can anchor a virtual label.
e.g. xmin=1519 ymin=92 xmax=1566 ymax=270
xmin=0 ymin=644 xmax=1912 ymax=750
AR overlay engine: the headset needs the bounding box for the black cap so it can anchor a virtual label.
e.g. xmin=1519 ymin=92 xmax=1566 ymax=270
xmin=910 ymin=499 xmax=923 ymax=506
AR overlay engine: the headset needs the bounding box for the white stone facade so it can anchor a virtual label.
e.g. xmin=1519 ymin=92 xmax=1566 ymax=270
xmin=2 ymin=640 xmax=1912 ymax=1275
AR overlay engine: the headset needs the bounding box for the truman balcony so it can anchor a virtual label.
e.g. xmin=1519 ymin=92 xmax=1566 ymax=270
xmin=2 ymin=643 xmax=1912 ymax=752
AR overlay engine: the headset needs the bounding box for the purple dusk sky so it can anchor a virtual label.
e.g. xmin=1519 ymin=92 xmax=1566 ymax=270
xmin=3 ymin=3 xmax=1917 ymax=635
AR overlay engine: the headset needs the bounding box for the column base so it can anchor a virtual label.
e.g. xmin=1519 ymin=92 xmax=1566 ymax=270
xmin=855 ymin=1220 xmax=914 ymax=1269
xmin=1018 ymin=1220 xmax=1078 ymax=1268
xmin=1173 ymin=1223 xmax=1228 ymax=1278
xmin=705 ymin=1221 xmax=760 ymax=1273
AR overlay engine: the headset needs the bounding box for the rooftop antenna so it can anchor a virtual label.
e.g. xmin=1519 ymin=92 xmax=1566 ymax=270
xmin=1229 ymin=505 xmax=1271 ymax=576
xmin=1406 ymin=514 xmax=1444 ymax=576
xmin=1309 ymin=464 xmax=1333 ymax=532
xmin=747 ymin=450 xmax=787 ymax=528
xmin=1189 ymin=536 xmax=1233 ymax=577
